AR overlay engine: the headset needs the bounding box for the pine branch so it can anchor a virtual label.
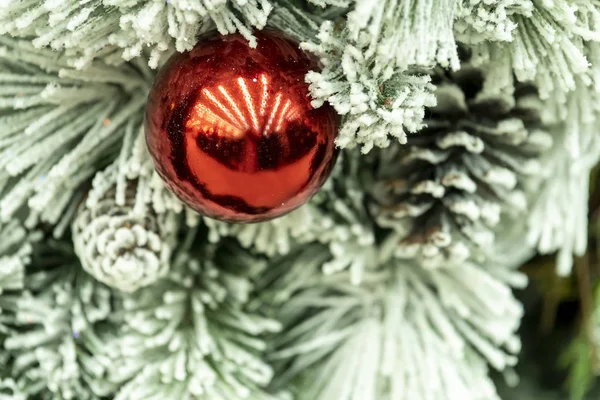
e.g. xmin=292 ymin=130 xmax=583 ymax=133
xmin=307 ymin=0 xmax=351 ymax=7
xmin=0 ymin=220 xmax=37 ymax=294
xmin=267 ymin=1 xmax=328 ymax=43
xmin=1 ymin=241 xmax=115 ymax=400
xmin=0 ymin=0 xmax=273 ymax=68
xmin=2 ymin=231 xmax=285 ymax=399
xmin=0 ymin=37 xmax=148 ymax=234
xmin=465 ymin=1 xmax=600 ymax=104
xmin=456 ymin=0 xmax=532 ymax=44
xmin=302 ymin=21 xmax=437 ymax=152
xmin=263 ymin=243 xmax=527 ymax=400
xmin=0 ymin=378 xmax=26 ymax=400
xmin=527 ymin=83 xmax=600 ymax=275
xmin=86 ymin=230 xmax=284 ymax=399
xmin=347 ymin=0 xmax=460 ymax=71
xmin=0 ymin=220 xmax=41 ymax=351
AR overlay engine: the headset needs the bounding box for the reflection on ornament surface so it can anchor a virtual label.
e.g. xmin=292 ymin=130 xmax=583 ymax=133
xmin=145 ymin=30 xmax=339 ymax=223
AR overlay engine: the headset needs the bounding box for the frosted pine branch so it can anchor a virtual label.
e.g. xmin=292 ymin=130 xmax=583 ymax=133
xmin=265 ymin=244 xmax=526 ymax=400
xmin=455 ymin=0 xmax=532 ymax=43
xmin=347 ymin=0 xmax=460 ymax=71
xmin=466 ymin=1 xmax=600 ymax=103
xmin=266 ymin=1 xmax=324 ymax=43
xmin=0 ymin=378 xmax=26 ymax=400
xmin=88 ymin=232 xmax=284 ymax=400
xmin=527 ymin=153 xmax=591 ymax=276
xmin=315 ymin=153 xmax=378 ymax=282
xmin=0 ymin=37 xmax=148 ymax=233
xmin=302 ymin=21 xmax=437 ymax=152
xmin=2 ymin=233 xmax=285 ymax=399
xmin=309 ymin=0 xmax=460 ymax=70
xmin=0 ymin=220 xmax=40 ymax=353
xmin=527 ymin=84 xmax=600 ymax=275
xmin=0 ymin=0 xmax=272 ymax=68
xmin=1 ymin=242 xmax=115 ymax=400
xmin=204 ymin=205 xmax=331 ymax=257
xmin=0 ymin=220 xmax=39 ymax=295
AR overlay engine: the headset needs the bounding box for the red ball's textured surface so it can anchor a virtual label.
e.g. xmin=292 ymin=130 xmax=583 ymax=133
xmin=145 ymin=30 xmax=339 ymax=223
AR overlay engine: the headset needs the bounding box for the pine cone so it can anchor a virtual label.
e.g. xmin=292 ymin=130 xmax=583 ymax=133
xmin=72 ymin=182 xmax=178 ymax=293
xmin=371 ymin=65 xmax=552 ymax=267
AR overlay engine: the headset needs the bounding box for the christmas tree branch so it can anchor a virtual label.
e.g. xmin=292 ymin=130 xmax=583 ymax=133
xmin=1 ymin=240 xmax=115 ymax=399
xmin=465 ymin=1 xmax=600 ymax=104
xmin=0 ymin=220 xmax=37 ymax=293
xmin=263 ymin=238 xmax=527 ymax=400
xmin=527 ymin=84 xmax=600 ymax=275
xmin=0 ymin=0 xmax=273 ymax=68
xmin=88 ymin=231 xmax=283 ymax=399
xmin=302 ymin=21 xmax=437 ymax=152
xmin=0 ymin=37 xmax=148 ymax=234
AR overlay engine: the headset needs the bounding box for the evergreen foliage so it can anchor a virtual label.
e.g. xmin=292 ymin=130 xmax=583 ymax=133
xmin=0 ymin=1 xmax=600 ymax=399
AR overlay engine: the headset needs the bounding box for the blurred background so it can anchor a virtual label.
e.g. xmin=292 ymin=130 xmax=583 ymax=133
xmin=496 ymin=166 xmax=600 ymax=400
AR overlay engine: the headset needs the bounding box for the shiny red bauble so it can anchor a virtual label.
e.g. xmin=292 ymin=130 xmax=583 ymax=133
xmin=145 ymin=30 xmax=339 ymax=223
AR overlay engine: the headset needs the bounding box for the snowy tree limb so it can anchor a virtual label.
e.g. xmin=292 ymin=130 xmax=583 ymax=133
xmin=302 ymin=21 xmax=437 ymax=152
xmin=465 ymin=0 xmax=600 ymax=105
xmin=1 ymin=241 xmax=115 ymax=400
xmin=263 ymin=243 xmax=526 ymax=400
xmin=0 ymin=37 xmax=148 ymax=233
xmin=0 ymin=0 xmax=273 ymax=68
xmin=88 ymin=230 xmax=284 ymax=399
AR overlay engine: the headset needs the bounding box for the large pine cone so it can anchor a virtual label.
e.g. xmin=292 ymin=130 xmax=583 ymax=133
xmin=371 ymin=65 xmax=552 ymax=267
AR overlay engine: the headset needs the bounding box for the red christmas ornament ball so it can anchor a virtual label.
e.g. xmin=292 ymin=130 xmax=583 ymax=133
xmin=145 ymin=30 xmax=339 ymax=223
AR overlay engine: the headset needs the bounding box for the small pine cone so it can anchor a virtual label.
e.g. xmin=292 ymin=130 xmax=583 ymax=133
xmin=371 ymin=65 xmax=552 ymax=267
xmin=72 ymin=182 xmax=178 ymax=292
